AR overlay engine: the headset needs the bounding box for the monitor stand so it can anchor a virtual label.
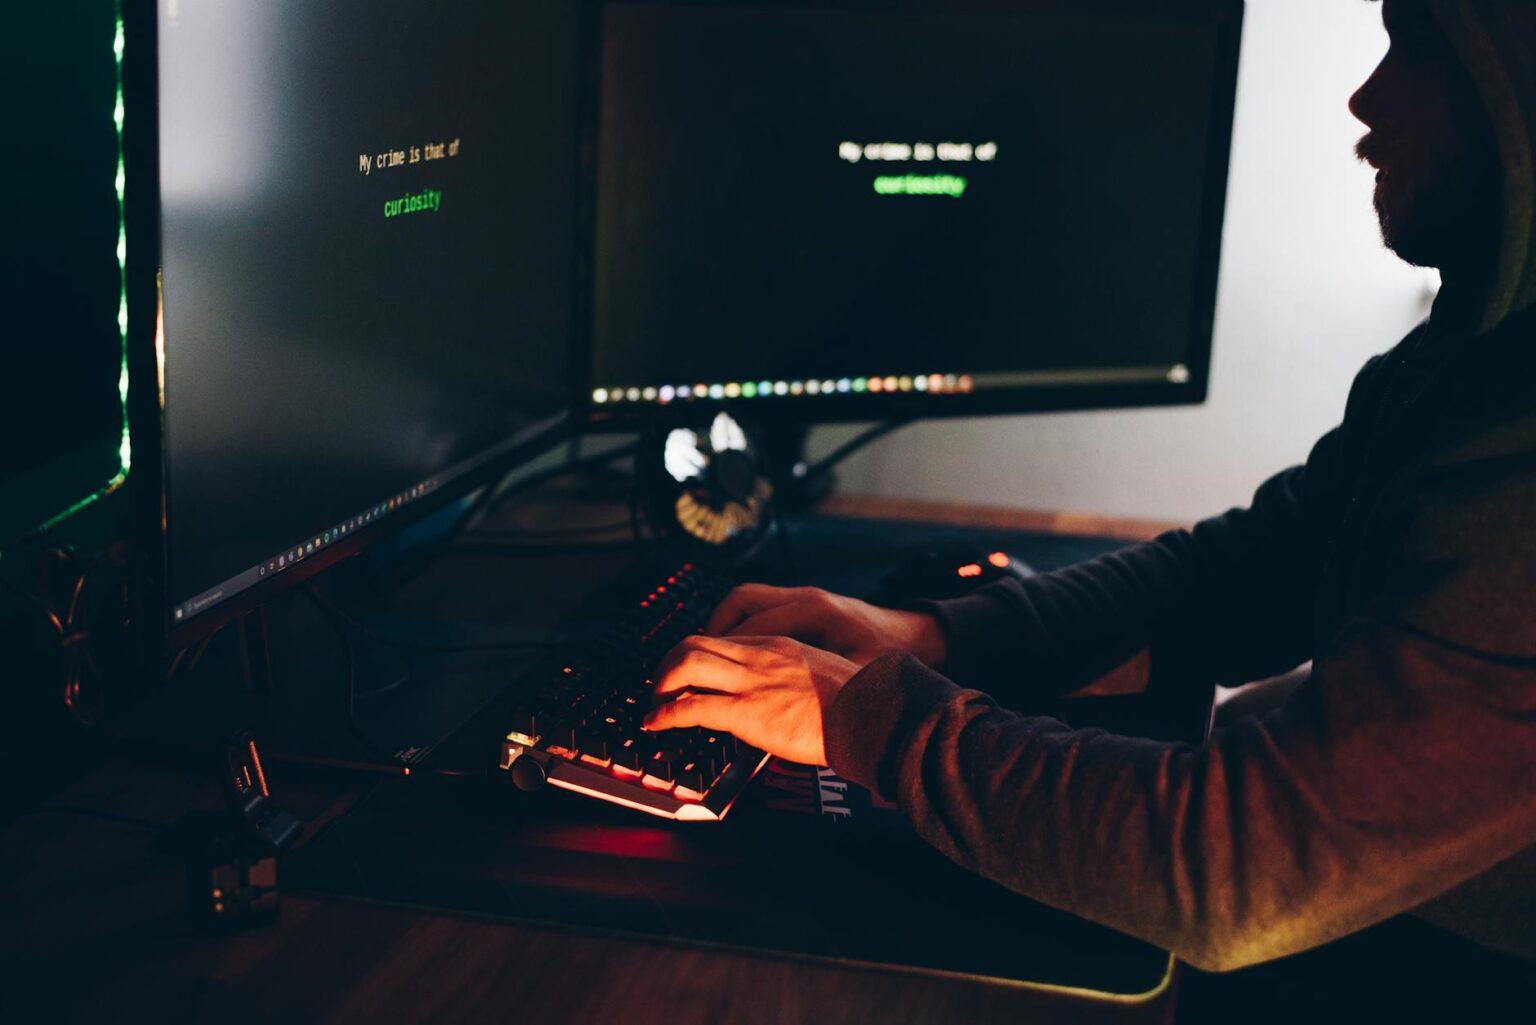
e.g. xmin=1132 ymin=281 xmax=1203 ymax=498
xmin=757 ymin=423 xmax=835 ymax=512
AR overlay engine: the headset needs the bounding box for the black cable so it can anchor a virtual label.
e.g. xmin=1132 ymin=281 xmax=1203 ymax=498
xmin=163 ymin=645 xmax=190 ymax=683
xmin=160 ymin=630 xmax=219 ymax=686
xmin=796 ymin=419 xmax=912 ymax=487
xmin=2 ymin=546 xmax=107 ymax=725
xmin=298 ymin=587 xmax=389 ymax=759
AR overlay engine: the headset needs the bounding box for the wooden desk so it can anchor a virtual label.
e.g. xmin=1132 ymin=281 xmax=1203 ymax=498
xmin=1 ymin=500 xmax=1183 ymax=1024
xmin=2 ymin=764 xmax=1175 ymax=1024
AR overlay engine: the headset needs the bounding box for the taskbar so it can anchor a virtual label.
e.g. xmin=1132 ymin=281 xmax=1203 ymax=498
xmin=170 ymin=477 xmax=440 ymax=627
xmin=590 ymin=364 xmax=1189 ymax=406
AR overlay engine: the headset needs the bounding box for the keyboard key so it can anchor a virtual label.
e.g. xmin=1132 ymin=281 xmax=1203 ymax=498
xmin=543 ymin=720 xmax=577 ymax=750
xmin=646 ymin=750 xmax=678 ymax=780
xmin=677 ymin=760 xmax=706 ymax=792
xmin=612 ymin=737 xmax=644 ymax=771
xmin=507 ymin=710 xmax=537 ymax=739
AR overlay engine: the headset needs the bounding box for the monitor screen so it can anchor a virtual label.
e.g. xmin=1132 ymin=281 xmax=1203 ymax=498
xmin=588 ymin=0 xmax=1237 ymax=418
xmin=152 ymin=0 xmax=579 ymax=630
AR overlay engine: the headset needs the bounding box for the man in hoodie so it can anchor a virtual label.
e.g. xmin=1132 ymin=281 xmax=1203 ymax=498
xmin=647 ymin=0 xmax=1536 ymax=987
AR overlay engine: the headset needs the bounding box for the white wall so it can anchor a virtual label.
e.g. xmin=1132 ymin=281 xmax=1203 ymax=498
xmin=819 ymin=0 xmax=1437 ymax=525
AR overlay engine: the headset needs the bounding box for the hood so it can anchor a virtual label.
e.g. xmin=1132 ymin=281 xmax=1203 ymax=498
xmin=1427 ymin=0 xmax=1536 ymax=334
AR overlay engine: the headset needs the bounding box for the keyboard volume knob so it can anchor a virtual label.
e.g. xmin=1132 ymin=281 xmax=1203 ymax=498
xmin=510 ymin=756 xmax=548 ymax=792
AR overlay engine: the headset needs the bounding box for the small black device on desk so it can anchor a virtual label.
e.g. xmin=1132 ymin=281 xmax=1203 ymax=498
xmin=878 ymin=545 xmax=1032 ymax=602
xmin=162 ymin=731 xmax=302 ymax=929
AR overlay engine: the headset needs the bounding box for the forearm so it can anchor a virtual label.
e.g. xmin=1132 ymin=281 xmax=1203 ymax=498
xmin=919 ymin=530 xmax=1309 ymax=707
xmin=827 ymin=637 xmax=1536 ymax=971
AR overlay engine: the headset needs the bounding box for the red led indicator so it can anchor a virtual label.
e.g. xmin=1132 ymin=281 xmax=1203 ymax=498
xmin=957 ymin=563 xmax=983 ymax=579
xmin=987 ymin=552 xmax=1010 ymax=569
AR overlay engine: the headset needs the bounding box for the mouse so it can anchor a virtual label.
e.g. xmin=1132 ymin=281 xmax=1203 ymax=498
xmin=877 ymin=545 xmax=1032 ymax=603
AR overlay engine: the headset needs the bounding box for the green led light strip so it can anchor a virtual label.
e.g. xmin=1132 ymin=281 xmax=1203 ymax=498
xmin=8 ymin=3 xmax=133 ymax=550
xmin=114 ymin=0 xmax=131 ymax=478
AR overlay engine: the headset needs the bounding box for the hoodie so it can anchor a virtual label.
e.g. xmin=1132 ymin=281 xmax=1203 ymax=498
xmin=1431 ymin=0 xmax=1536 ymax=333
xmin=822 ymin=0 xmax=1536 ymax=971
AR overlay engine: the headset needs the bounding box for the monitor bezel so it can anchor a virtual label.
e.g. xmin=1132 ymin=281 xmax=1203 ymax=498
xmin=577 ymin=0 xmax=1243 ymax=429
xmin=122 ymin=0 xmax=577 ymax=659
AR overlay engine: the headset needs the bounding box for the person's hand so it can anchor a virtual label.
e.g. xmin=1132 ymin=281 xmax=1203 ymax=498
xmin=644 ymin=634 xmax=860 ymax=766
xmin=705 ymin=584 xmax=948 ymax=669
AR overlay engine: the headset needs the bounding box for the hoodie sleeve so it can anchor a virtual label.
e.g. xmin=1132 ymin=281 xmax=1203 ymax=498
xmin=825 ymin=448 xmax=1536 ymax=971
xmin=915 ymin=428 xmax=1345 ymax=706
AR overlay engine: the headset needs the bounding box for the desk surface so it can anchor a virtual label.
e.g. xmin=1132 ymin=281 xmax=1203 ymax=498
xmin=1 ymin=499 xmax=1184 ymax=1024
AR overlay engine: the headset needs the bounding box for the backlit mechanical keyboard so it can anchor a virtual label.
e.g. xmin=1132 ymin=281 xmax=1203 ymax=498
xmin=499 ymin=562 xmax=771 ymax=821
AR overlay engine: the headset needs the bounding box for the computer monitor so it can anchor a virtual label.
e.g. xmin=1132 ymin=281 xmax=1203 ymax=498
xmin=585 ymin=0 xmax=1241 ymax=424
xmin=122 ymin=0 xmax=583 ymax=650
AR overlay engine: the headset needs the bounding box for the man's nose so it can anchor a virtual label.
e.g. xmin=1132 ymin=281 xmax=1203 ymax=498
xmin=1349 ymin=58 xmax=1390 ymax=129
